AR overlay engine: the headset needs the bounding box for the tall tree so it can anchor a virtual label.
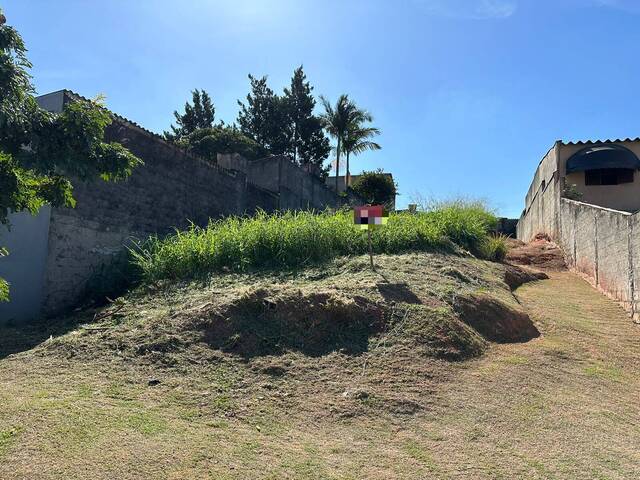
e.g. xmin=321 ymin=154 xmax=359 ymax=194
xmin=319 ymin=94 xmax=362 ymax=192
xmin=164 ymin=89 xmax=215 ymax=141
xmin=237 ymin=75 xmax=289 ymax=154
xmin=342 ymin=124 xmax=381 ymax=186
xmin=0 ymin=9 xmax=142 ymax=301
xmin=282 ymin=66 xmax=330 ymax=171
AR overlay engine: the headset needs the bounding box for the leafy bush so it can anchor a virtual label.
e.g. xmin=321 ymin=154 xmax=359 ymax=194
xmin=181 ymin=126 xmax=266 ymax=162
xmin=131 ymin=203 xmax=500 ymax=284
xmin=350 ymin=170 xmax=397 ymax=207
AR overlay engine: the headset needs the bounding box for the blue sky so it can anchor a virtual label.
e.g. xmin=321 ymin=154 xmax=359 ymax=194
xmin=4 ymin=0 xmax=640 ymax=216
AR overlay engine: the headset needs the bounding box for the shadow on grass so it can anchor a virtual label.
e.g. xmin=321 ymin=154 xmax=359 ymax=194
xmin=202 ymin=289 xmax=389 ymax=359
xmin=0 ymin=314 xmax=89 ymax=360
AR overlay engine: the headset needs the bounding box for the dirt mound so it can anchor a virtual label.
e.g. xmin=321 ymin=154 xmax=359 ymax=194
xmin=453 ymin=293 xmax=540 ymax=343
xmin=503 ymin=264 xmax=548 ymax=290
xmin=200 ymin=288 xmax=388 ymax=357
xmin=506 ymin=237 xmax=566 ymax=270
xmin=37 ymin=252 xmax=546 ymax=369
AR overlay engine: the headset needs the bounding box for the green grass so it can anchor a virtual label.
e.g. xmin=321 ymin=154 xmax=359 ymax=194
xmin=131 ymin=203 xmax=502 ymax=283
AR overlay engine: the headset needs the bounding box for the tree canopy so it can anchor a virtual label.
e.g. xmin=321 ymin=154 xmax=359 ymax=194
xmin=350 ymin=170 xmax=397 ymax=207
xmin=283 ymin=66 xmax=330 ymax=174
xmin=164 ymin=89 xmax=215 ymax=141
xmin=235 ymin=68 xmax=330 ymax=177
xmin=0 ymin=10 xmax=142 ymax=301
xmin=181 ymin=126 xmax=266 ymax=162
xmin=236 ymin=74 xmax=289 ymax=155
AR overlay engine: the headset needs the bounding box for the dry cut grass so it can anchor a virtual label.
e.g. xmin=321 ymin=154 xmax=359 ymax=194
xmin=0 ymin=252 xmax=639 ymax=479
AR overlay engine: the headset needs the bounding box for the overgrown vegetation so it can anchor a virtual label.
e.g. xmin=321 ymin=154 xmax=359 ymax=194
xmin=131 ymin=203 xmax=502 ymax=283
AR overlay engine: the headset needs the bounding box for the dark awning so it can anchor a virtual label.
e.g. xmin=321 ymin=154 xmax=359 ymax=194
xmin=566 ymin=145 xmax=640 ymax=173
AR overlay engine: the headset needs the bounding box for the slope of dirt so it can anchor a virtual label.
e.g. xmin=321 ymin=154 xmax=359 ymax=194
xmin=28 ymin=252 xmax=539 ymax=368
xmin=0 ymin=251 xmax=583 ymax=480
xmin=453 ymin=292 xmax=540 ymax=343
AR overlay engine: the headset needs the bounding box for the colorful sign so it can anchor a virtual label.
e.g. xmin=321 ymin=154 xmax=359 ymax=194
xmin=354 ymin=205 xmax=388 ymax=230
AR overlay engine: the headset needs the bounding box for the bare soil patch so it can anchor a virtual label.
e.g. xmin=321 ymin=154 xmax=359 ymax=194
xmin=506 ymin=234 xmax=567 ymax=270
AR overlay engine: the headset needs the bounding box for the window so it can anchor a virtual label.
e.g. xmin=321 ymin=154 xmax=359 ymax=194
xmin=584 ymin=168 xmax=634 ymax=186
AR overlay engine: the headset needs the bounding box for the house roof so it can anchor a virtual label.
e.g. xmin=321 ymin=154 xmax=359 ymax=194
xmin=561 ymin=137 xmax=640 ymax=146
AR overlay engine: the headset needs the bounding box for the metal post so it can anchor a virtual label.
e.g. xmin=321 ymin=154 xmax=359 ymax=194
xmin=368 ymin=228 xmax=374 ymax=271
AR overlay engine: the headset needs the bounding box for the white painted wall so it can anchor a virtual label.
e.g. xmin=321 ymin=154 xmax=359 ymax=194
xmin=0 ymin=207 xmax=52 ymax=323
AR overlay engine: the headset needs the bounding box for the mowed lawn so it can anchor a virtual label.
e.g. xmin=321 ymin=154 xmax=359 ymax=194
xmin=0 ymin=271 xmax=639 ymax=479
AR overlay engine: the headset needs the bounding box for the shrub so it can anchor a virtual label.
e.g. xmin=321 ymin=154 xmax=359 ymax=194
xmin=563 ymin=183 xmax=583 ymax=201
xmin=350 ymin=170 xmax=397 ymax=207
xmin=131 ymin=203 xmax=500 ymax=284
xmin=181 ymin=126 xmax=266 ymax=162
xmin=478 ymin=234 xmax=508 ymax=262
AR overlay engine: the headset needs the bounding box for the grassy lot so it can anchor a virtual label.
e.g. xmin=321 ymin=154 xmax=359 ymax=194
xmin=0 ymin=253 xmax=639 ymax=479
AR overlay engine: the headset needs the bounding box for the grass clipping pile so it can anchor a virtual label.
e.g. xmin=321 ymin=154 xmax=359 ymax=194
xmin=42 ymin=253 xmax=544 ymax=367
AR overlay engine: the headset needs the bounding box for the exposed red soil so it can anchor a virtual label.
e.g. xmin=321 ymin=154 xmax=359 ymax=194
xmin=505 ymin=234 xmax=567 ymax=271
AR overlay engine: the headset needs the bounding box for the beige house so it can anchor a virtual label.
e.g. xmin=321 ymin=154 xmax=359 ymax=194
xmin=517 ymin=137 xmax=640 ymax=321
xmin=518 ymin=138 xmax=640 ymax=241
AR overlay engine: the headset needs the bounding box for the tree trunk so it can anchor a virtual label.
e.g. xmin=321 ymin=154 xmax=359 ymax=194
xmin=335 ymin=137 xmax=341 ymax=193
xmin=346 ymin=151 xmax=350 ymax=188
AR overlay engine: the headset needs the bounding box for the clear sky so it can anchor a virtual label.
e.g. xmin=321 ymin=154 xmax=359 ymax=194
xmin=4 ymin=0 xmax=640 ymax=216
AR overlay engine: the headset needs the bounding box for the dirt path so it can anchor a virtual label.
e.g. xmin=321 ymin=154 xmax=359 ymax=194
xmin=418 ymin=271 xmax=640 ymax=479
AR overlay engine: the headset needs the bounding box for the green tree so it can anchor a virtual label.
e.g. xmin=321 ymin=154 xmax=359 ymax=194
xmin=282 ymin=66 xmax=330 ymax=173
xmin=164 ymin=89 xmax=215 ymax=141
xmin=0 ymin=10 xmax=142 ymax=301
xmin=181 ymin=126 xmax=266 ymax=162
xmin=342 ymin=124 xmax=381 ymax=186
xmin=350 ymin=170 xmax=397 ymax=207
xmin=237 ymin=75 xmax=290 ymax=154
xmin=320 ymin=94 xmax=367 ymax=192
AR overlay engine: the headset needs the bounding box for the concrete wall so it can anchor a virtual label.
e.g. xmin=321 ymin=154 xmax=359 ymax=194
xmin=232 ymin=155 xmax=360 ymax=211
xmin=0 ymin=208 xmax=52 ymax=323
xmin=518 ymin=140 xmax=640 ymax=320
xmin=559 ymin=199 xmax=636 ymax=316
xmin=565 ymin=171 xmax=640 ymax=212
xmin=517 ymin=144 xmax=560 ymax=241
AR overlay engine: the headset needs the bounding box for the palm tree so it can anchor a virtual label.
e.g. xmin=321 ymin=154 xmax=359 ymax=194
xmin=342 ymin=124 xmax=381 ymax=187
xmin=320 ymin=94 xmax=359 ymax=192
